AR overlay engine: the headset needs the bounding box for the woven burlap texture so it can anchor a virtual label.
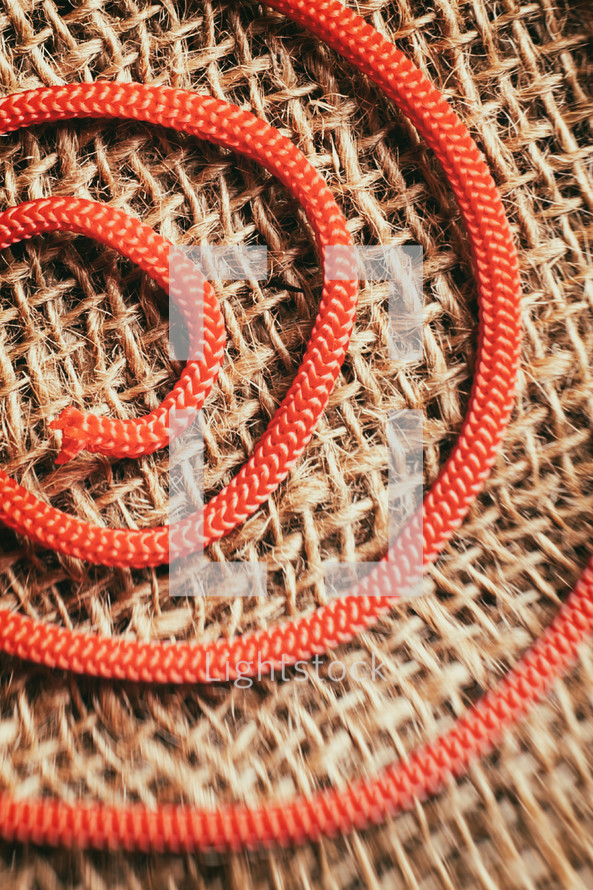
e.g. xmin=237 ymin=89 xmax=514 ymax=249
xmin=0 ymin=0 xmax=592 ymax=887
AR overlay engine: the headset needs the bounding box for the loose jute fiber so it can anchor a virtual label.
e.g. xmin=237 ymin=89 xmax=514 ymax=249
xmin=0 ymin=0 xmax=592 ymax=887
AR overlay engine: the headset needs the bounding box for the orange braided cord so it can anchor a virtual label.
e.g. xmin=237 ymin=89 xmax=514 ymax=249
xmin=1 ymin=0 xmax=591 ymax=857
xmin=2 ymin=559 xmax=592 ymax=851
xmin=0 ymin=56 xmax=520 ymax=673
xmin=1 ymin=198 xmax=225 ymax=464
xmin=0 ymin=83 xmax=358 ymax=564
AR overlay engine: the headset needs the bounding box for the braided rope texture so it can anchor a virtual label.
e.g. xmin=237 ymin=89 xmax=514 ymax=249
xmin=0 ymin=0 xmax=592 ymax=886
xmin=0 ymin=24 xmax=522 ymax=679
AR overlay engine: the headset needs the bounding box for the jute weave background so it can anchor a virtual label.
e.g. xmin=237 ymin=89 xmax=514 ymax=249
xmin=0 ymin=0 xmax=591 ymax=887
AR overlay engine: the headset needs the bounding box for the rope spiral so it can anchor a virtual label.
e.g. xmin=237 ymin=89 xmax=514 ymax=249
xmin=0 ymin=0 xmax=592 ymax=853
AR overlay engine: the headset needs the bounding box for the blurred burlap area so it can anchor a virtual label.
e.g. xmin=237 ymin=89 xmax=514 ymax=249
xmin=0 ymin=0 xmax=592 ymax=887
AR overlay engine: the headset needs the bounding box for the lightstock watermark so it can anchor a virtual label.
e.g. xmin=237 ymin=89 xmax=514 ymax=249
xmin=202 ymin=651 xmax=388 ymax=689
xmin=167 ymin=242 xmax=424 ymax=602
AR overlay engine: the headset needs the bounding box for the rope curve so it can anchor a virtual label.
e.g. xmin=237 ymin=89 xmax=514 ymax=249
xmin=1 ymin=197 xmax=226 ymax=465
xmin=0 ymin=0 xmax=591 ymax=854
xmin=0 ymin=84 xmax=358 ymax=566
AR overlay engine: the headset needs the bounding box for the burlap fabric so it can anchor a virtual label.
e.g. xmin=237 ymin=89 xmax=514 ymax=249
xmin=0 ymin=0 xmax=591 ymax=887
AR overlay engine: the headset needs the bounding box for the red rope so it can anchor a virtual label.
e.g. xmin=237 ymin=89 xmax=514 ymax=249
xmin=0 ymin=0 xmax=592 ymax=853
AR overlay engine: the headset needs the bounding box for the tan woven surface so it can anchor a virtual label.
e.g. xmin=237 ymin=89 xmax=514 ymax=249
xmin=0 ymin=0 xmax=592 ymax=887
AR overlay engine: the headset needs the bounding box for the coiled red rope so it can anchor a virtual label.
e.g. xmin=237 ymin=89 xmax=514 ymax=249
xmin=0 ymin=0 xmax=592 ymax=853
